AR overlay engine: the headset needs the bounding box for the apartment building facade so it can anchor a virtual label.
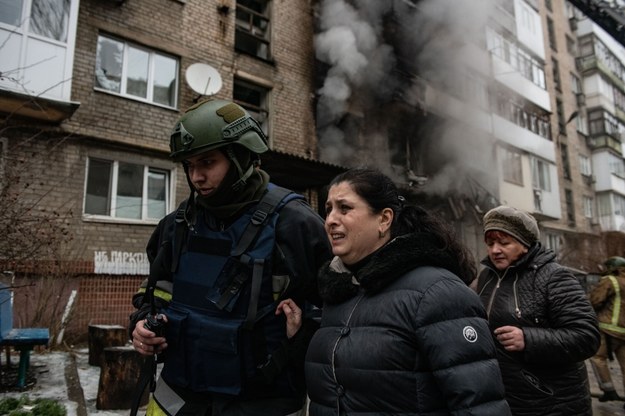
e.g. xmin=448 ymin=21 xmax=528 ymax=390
xmin=3 ymin=0 xmax=625 ymax=339
xmin=0 ymin=0 xmax=340 ymax=340
xmin=540 ymin=0 xmax=625 ymax=267
xmin=310 ymin=0 xmax=625 ymax=272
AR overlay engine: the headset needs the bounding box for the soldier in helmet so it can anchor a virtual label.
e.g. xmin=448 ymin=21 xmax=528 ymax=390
xmin=589 ymin=256 xmax=625 ymax=404
xmin=129 ymin=99 xmax=332 ymax=415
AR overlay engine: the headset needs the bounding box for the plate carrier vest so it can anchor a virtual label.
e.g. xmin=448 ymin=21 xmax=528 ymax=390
xmin=160 ymin=184 xmax=303 ymax=395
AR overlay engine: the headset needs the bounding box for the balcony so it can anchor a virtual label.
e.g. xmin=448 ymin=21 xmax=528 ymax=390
xmin=492 ymin=114 xmax=556 ymax=162
xmin=0 ymin=88 xmax=79 ymax=123
xmin=587 ymin=134 xmax=623 ymax=154
xmin=576 ymin=55 xmax=625 ymax=92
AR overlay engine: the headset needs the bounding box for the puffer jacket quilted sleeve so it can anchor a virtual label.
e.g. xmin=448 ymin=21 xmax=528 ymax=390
xmin=306 ymin=265 xmax=510 ymax=416
xmin=417 ymin=269 xmax=509 ymax=415
xmin=522 ymin=264 xmax=600 ymax=364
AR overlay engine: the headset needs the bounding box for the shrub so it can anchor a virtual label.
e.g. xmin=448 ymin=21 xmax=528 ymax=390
xmin=0 ymin=396 xmax=65 ymax=416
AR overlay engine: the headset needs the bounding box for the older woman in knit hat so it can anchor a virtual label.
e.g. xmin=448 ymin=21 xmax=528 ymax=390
xmin=476 ymin=205 xmax=600 ymax=416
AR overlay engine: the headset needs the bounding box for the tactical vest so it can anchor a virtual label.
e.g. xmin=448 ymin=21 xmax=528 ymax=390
xmin=160 ymin=185 xmax=302 ymax=395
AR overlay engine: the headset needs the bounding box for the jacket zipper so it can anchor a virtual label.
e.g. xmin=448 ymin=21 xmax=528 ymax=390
xmin=332 ymin=293 xmax=363 ymax=415
xmin=484 ymin=268 xmax=508 ymax=317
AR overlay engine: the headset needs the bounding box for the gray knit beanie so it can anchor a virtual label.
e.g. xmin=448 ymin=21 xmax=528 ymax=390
xmin=483 ymin=205 xmax=539 ymax=247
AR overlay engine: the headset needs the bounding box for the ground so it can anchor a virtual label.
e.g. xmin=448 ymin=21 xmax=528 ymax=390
xmin=2 ymin=348 xmax=625 ymax=415
xmin=1 ymin=346 xmax=141 ymax=416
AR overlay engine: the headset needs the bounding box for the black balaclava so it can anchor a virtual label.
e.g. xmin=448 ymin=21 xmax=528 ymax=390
xmin=193 ymin=144 xmax=269 ymax=220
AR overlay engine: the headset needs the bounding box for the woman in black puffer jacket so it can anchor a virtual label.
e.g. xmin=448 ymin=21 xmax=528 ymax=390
xmin=476 ymin=206 xmax=600 ymax=416
xmin=298 ymin=168 xmax=510 ymax=416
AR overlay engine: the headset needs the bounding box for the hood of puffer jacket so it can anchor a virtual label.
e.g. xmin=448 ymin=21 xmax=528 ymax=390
xmin=318 ymin=232 xmax=468 ymax=304
xmin=480 ymin=242 xmax=556 ymax=274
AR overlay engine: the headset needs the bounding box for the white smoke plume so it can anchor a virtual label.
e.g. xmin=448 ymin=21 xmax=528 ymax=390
xmin=314 ymin=0 xmax=499 ymax=196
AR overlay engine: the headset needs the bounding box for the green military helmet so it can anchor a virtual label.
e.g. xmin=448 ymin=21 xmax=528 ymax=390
xmin=604 ymin=256 xmax=625 ymax=275
xmin=169 ymin=99 xmax=269 ymax=162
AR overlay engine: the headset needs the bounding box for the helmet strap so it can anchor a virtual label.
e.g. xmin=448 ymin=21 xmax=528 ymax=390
xmin=225 ymin=145 xmax=255 ymax=192
xmin=232 ymin=164 xmax=255 ymax=192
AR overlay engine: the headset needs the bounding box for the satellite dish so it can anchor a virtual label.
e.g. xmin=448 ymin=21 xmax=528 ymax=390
xmin=185 ymin=63 xmax=223 ymax=96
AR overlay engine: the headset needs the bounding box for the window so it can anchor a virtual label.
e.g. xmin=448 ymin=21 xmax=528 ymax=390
xmin=235 ymin=0 xmax=271 ymax=60
xmin=502 ymin=148 xmax=523 ymax=185
xmin=597 ymin=193 xmax=611 ymax=216
xmin=545 ymin=233 xmax=561 ymax=253
xmin=570 ymin=73 xmax=582 ymax=94
xmin=583 ymin=195 xmax=593 ymax=218
xmin=531 ymin=157 xmax=551 ymax=191
xmin=556 ymin=99 xmax=566 ymax=134
xmin=486 ymin=28 xmax=545 ymax=89
xmin=547 ymin=17 xmax=557 ymax=51
xmin=95 ymin=34 xmax=178 ymax=108
xmin=491 ymin=94 xmax=551 ymax=140
xmin=552 ymin=58 xmax=561 ymax=91
xmin=608 ymin=153 xmax=625 ymax=178
xmin=545 ymin=0 xmax=552 ymax=12
xmin=614 ymin=86 xmax=625 ymax=113
xmin=615 ymin=193 xmax=625 ymax=216
xmin=579 ymin=154 xmax=592 ymax=176
xmin=84 ymin=158 xmax=170 ymax=221
xmin=0 ymin=0 xmax=78 ymax=100
xmin=233 ymin=78 xmax=270 ymax=140
xmin=566 ymin=36 xmax=576 ymax=55
xmin=565 ymin=189 xmax=575 ymax=224
xmin=560 ymin=143 xmax=571 ymax=179
xmin=588 ymin=109 xmax=619 ymax=137
xmin=462 ymin=72 xmax=489 ymax=109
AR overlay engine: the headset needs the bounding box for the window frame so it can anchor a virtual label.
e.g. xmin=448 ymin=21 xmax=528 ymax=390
xmin=579 ymin=154 xmax=592 ymax=176
xmin=544 ymin=233 xmax=561 ymax=253
xmin=547 ymin=16 xmax=557 ymax=51
xmin=0 ymin=0 xmax=79 ymax=101
xmin=83 ymin=157 xmax=172 ymax=224
xmin=502 ymin=147 xmax=523 ymax=185
xmin=583 ymin=195 xmax=594 ymax=218
xmin=235 ymin=0 xmax=272 ymax=61
xmin=94 ymin=33 xmax=179 ymax=109
xmin=233 ymin=77 xmax=272 ymax=145
xmin=565 ymin=188 xmax=575 ymax=224
xmin=531 ymin=157 xmax=551 ymax=192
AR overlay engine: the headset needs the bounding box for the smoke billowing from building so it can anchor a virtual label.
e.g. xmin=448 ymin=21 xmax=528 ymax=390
xmin=314 ymin=0 xmax=498 ymax=197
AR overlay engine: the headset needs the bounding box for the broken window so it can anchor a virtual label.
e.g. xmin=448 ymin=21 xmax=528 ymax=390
xmin=235 ymin=0 xmax=271 ymax=60
xmin=233 ymin=78 xmax=271 ymax=143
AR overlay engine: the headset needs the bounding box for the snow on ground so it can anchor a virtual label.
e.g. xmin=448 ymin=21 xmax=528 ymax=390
xmin=3 ymin=348 xmax=139 ymax=415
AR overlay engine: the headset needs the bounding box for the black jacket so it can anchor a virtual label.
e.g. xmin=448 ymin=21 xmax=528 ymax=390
xmin=305 ymin=232 xmax=511 ymax=416
xmin=130 ymin=191 xmax=332 ymax=400
xmin=477 ymin=244 xmax=600 ymax=416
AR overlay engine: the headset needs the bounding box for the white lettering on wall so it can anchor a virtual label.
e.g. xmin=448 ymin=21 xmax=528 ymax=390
xmin=94 ymin=251 xmax=149 ymax=275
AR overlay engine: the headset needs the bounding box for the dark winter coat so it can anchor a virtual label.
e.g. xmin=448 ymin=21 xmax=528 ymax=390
xmin=477 ymin=243 xmax=600 ymax=416
xmin=130 ymin=189 xmax=332 ymax=403
xmin=305 ymin=232 xmax=511 ymax=416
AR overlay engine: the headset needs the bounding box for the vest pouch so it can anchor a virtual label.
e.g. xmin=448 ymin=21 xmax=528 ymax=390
xmin=162 ymin=305 xmax=251 ymax=395
xmin=160 ymin=305 xmax=189 ymax=388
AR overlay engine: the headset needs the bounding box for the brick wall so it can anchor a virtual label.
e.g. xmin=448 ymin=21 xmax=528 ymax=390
xmin=2 ymin=0 xmax=323 ymax=344
xmin=10 ymin=274 xmax=142 ymax=345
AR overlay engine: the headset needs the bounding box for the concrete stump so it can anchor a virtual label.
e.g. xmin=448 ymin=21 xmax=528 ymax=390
xmin=96 ymin=346 xmax=149 ymax=410
xmin=88 ymin=324 xmax=127 ymax=366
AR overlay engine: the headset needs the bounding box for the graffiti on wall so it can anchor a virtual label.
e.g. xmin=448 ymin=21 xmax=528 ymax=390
xmin=94 ymin=251 xmax=150 ymax=275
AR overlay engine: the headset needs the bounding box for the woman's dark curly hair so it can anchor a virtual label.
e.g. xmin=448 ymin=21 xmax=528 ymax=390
xmin=329 ymin=167 xmax=477 ymax=284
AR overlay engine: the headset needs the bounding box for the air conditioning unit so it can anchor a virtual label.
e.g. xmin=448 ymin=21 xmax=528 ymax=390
xmin=569 ymin=17 xmax=578 ymax=31
xmin=576 ymin=92 xmax=586 ymax=107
